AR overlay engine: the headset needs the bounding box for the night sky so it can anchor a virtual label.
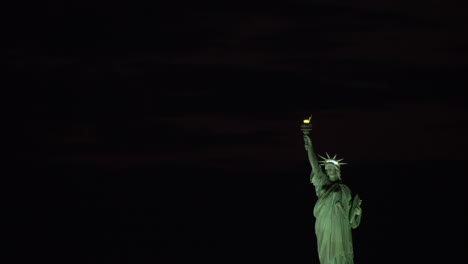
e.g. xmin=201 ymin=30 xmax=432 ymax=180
xmin=6 ymin=1 xmax=467 ymax=263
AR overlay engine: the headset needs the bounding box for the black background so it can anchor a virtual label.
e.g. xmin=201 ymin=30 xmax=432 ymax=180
xmin=6 ymin=1 xmax=467 ymax=263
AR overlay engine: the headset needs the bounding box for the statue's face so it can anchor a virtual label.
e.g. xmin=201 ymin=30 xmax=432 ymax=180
xmin=325 ymin=165 xmax=339 ymax=182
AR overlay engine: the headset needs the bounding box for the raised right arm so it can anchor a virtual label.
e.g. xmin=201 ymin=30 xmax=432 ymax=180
xmin=304 ymin=135 xmax=320 ymax=173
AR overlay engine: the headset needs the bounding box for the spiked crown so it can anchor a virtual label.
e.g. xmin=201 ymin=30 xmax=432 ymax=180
xmin=318 ymin=152 xmax=347 ymax=168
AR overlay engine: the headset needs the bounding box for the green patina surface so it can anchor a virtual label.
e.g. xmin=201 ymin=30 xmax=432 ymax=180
xmin=304 ymin=135 xmax=362 ymax=264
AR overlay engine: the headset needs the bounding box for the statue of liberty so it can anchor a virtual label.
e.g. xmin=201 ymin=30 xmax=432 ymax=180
xmin=303 ymin=133 xmax=362 ymax=264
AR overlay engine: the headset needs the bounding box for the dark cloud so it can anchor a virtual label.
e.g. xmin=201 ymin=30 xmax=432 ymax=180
xmin=23 ymin=98 xmax=466 ymax=173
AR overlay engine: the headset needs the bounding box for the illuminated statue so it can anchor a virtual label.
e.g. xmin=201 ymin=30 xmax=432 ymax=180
xmin=302 ymin=119 xmax=362 ymax=264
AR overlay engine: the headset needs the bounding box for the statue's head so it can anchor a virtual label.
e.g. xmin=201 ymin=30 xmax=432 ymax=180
xmin=319 ymin=153 xmax=347 ymax=182
xmin=325 ymin=164 xmax=341 ymax=182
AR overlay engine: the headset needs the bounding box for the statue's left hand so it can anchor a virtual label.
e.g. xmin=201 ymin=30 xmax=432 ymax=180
xmin=354 ymin=206 xmax=362 ymax=216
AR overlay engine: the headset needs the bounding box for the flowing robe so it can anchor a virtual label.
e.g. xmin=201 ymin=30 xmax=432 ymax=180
xmin=311 ymin=169 xmax=361 ymax=264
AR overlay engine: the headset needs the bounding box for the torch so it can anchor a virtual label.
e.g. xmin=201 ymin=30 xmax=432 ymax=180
xmin=300 ymin=115 xmax=312 ymax=135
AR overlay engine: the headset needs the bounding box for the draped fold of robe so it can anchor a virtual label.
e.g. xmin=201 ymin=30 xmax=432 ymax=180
xmin=311 ymin=169 xmax=361 ymax=264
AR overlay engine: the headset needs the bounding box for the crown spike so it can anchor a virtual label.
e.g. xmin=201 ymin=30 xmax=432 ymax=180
xmin=326 ymin=152 xmax=331 ymax=159
xmin=333 ymin=154 xmax=337 ymax=159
